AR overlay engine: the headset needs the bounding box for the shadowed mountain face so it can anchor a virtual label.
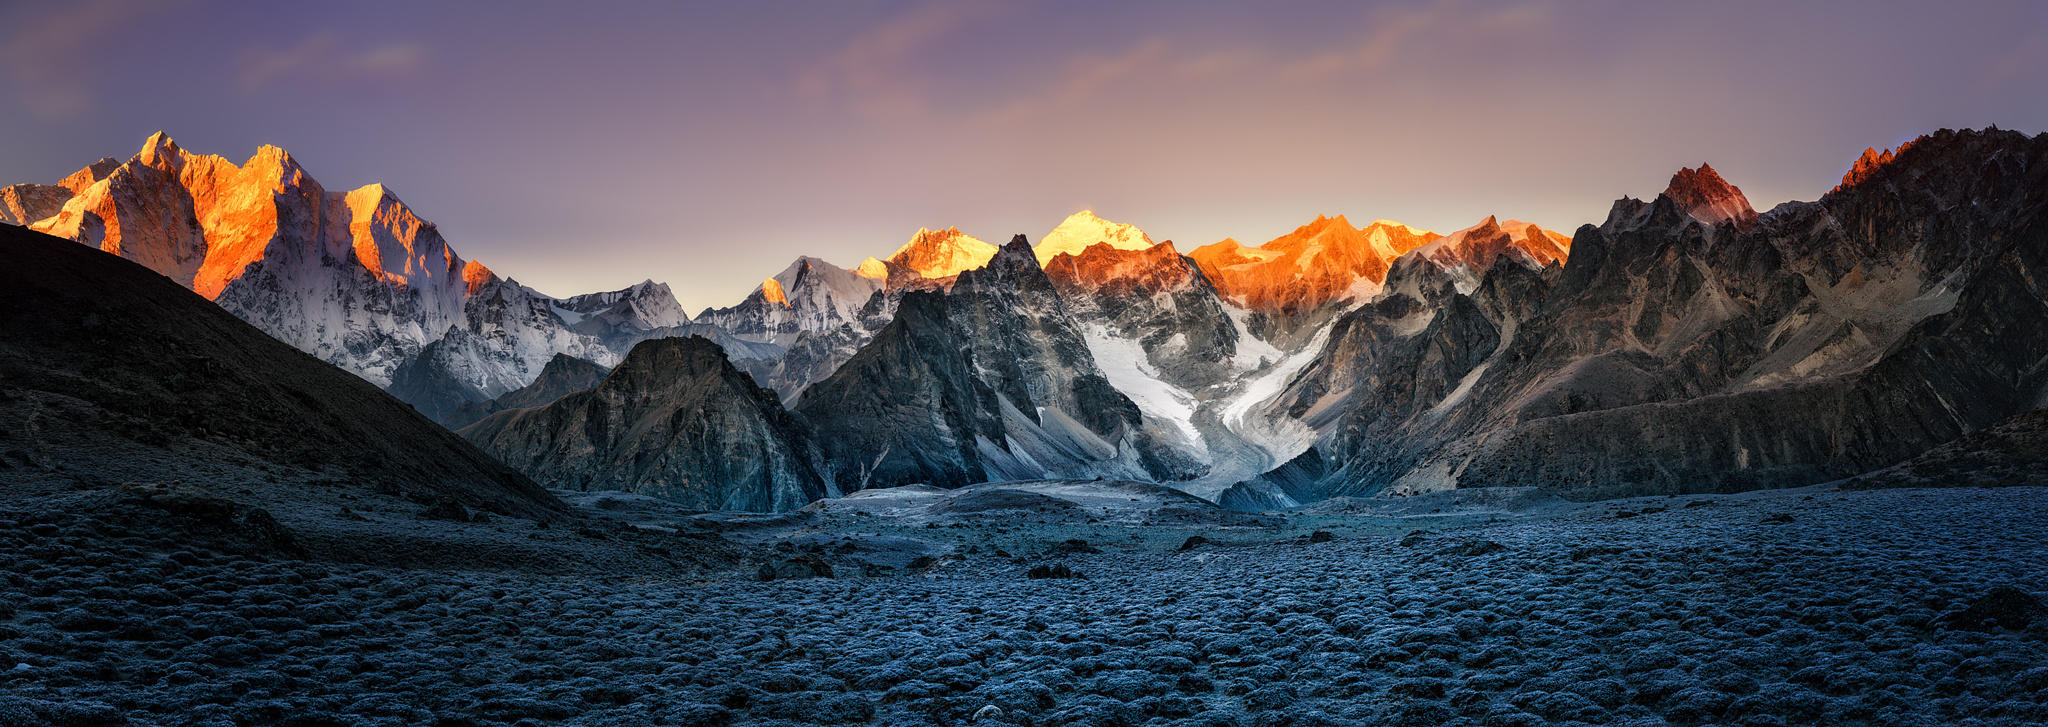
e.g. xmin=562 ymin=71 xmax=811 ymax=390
xmin=796 ymin=237 xmax=1206 ymax=492
xmin=460 ymin=337 xmax=828 ymax=512
xmin=1842 ymin=406 xmax=2048 ymax=490
xmin=0 ymin=224 xmax=561 ymax=520
xmin=1254 ymin=128 xmax=2048 ymax=501
xmin=440 ymin=353 xmax=610 ymax=431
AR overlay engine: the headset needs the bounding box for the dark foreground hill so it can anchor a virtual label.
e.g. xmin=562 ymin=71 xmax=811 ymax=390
xmin=0 ymin=224 xmax=562 ymax=520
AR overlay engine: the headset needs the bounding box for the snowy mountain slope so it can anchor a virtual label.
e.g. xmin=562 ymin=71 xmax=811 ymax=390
xmin=695 ymin=256 xmax=885 ymax=345
xmin=2 ymin=133 xmax=679 ymax=417
xmin=796 ymin=236 xmax=1206 ymax=491
xmin=888 ymin=226 xmax=997 ymax=279
xmin=556 ymin=279 xmax=691 ymax=349
xmin=1034 ymin=210 xmax=1155 ymax=266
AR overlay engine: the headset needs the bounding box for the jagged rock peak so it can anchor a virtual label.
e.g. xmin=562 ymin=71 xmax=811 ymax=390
xmin=134 ymin=131 xmax=185 ymax=168
xmin=1411 ymin=215 xmax=1571 ymax=273
xmin=996 ymin=234 xmax=1036 ymax=262
xmin=1044 ymin=239 xmax=1198 ymax=292
xmin=1835 ymin=141 xmax=1916 ymax=192
xmin=1661 ymin=162 xmax=1757 ymax=227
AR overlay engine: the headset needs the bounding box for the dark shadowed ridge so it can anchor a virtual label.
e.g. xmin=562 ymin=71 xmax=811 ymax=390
xmin=459 ymin=336 xmax=827 ymax=512
xmin=0 ymin=224 xmax=563 ymax=520
xmin=442 ymin=353 xmax=610 ymax=430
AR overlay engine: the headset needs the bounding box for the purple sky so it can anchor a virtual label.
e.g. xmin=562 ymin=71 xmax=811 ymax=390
xmin=4 ymin=0 xmax=2044 ymax=311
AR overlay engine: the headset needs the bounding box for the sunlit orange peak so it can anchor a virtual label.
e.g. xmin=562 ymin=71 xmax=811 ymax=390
xmin=1188 ymin=214 xmax=1440 ymax=313
xmin=1034 ymin=210 xmax=1154 ymax=266
xmin=854 ymin=256 xmax=890 ymax=280
xmin=887 ymin=226 xmax=996 ymax=279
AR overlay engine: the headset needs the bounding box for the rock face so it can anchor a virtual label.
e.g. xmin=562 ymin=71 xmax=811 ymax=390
xmin=1043 ymin=241 xmax=1241 ymax=390
xmin=0 ymin=183 xmax=74 ymax=226
xmin=734 ymin=324 xmax=869 ymax=404
xmin=796 ymin=236 xmax=1206 ymax=491
xmin=441 ymin=353 xmax=610 ymax=431
xmin=1249 ymin=128 xmax=2048 ymax=501
xmin=1662 ymin=163 xmax=1759 ymax=228
xmin=1843 ymin=406 xmax=2048 ymax=490
xmin=1 ymin=133 xmax=662 ymax=412
xmin=1407 ymin=216 xmax=1570 ymax=277
xmin=386 ymin=280 xmax=704 ymax=424
xmin=461 ymin=337 xmax=827 ymax=512
xmin=0 ymin=223 xmax=560 ymax=519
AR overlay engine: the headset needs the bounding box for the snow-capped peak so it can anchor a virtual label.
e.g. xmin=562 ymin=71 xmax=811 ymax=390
xmin=12 ymin=131 xmax=620 ymax=396
xmin=1368 ymin=219 xmax=1433 ymax=237
xmin=1035 ymin=210 xmax=1155 ymax=266
xmin=557 ymin=279 xmax=691 ymax=328
xmin=887 ymin=226 xmax=997 ymax=279
xmin=1408 ymin=215 xmax=1570 ymax=274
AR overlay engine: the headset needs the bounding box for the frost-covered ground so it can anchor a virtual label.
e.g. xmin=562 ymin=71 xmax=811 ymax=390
xmin=3 ymin=486 xmax=2047 ymax=726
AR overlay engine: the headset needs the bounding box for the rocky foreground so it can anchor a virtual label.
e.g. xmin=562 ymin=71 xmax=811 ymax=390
xmin=2 ymin=484 xmax=2045 ymax=726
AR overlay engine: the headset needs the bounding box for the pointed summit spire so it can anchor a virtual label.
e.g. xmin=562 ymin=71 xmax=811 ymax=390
xmin=135 ymin=131 xmax=185 ymax=169
xmin=1662 ymin=163 xmax=1757 ymax=228
xmin=1835 ymin=143 xmax=1912 ymax=192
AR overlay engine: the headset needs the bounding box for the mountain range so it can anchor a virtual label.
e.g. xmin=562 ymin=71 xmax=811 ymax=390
xmin=1 ymin=133 xmax=683 ymax=416
xmin=7 ymin=127 xmax=2044 ymax=512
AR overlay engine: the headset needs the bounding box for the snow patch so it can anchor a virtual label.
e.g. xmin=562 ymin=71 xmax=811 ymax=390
xmin=1217 ymin=323 xmax=1328 ymax=462
xmin=1223 ymin=304 xmax=1283 ymax=371
xmin=1080 ymin=324 xmax=1204 ymax=451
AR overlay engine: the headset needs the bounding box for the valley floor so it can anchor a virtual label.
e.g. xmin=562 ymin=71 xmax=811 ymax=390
xmin=3 ymin=485 xmax=2046 ymax=726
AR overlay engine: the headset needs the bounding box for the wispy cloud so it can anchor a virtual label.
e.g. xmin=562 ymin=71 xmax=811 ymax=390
xmin=794 ymin=0 xmax=1558 ymax=130
xmin=1 ymin=0 xmax=162 ymax=120
xmin=1284 ymin=1 xmax=1554 ymax=79
xmin=795 ymin=1 xmax=1002 ymax=120
xmin=239 ymin=32 xmax=426 ymax=91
